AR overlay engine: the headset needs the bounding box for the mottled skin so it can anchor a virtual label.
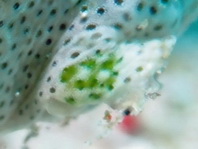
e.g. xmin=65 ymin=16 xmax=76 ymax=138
xmin=0 ymin=0 xmax=197 ymax=132
xmin=0 ymin=0 xmax=82 ymax=131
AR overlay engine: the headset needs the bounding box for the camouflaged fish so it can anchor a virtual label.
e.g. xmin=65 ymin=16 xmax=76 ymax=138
xmin=0 ymin=0 xmax=197 ymax=132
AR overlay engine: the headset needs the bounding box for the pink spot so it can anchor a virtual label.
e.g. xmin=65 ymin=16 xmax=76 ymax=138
xmin=119 ymin=115 xmax=140 ymax=134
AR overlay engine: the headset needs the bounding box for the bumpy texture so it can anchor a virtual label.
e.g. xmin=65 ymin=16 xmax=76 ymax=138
xmin=0 ymin=0 xmax=198 ymax=132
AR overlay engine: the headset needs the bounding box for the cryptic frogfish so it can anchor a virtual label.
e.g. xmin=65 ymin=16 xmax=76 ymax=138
xmin=0 ymin=0 xmax=197 ymax=132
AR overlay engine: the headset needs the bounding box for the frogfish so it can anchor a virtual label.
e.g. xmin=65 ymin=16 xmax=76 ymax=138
xmin=0 ymin=0 xmax=197 ymax=132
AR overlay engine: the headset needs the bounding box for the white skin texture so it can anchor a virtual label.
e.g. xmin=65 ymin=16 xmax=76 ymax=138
xmin=0 ymin=0 xmax=197 ymax=132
